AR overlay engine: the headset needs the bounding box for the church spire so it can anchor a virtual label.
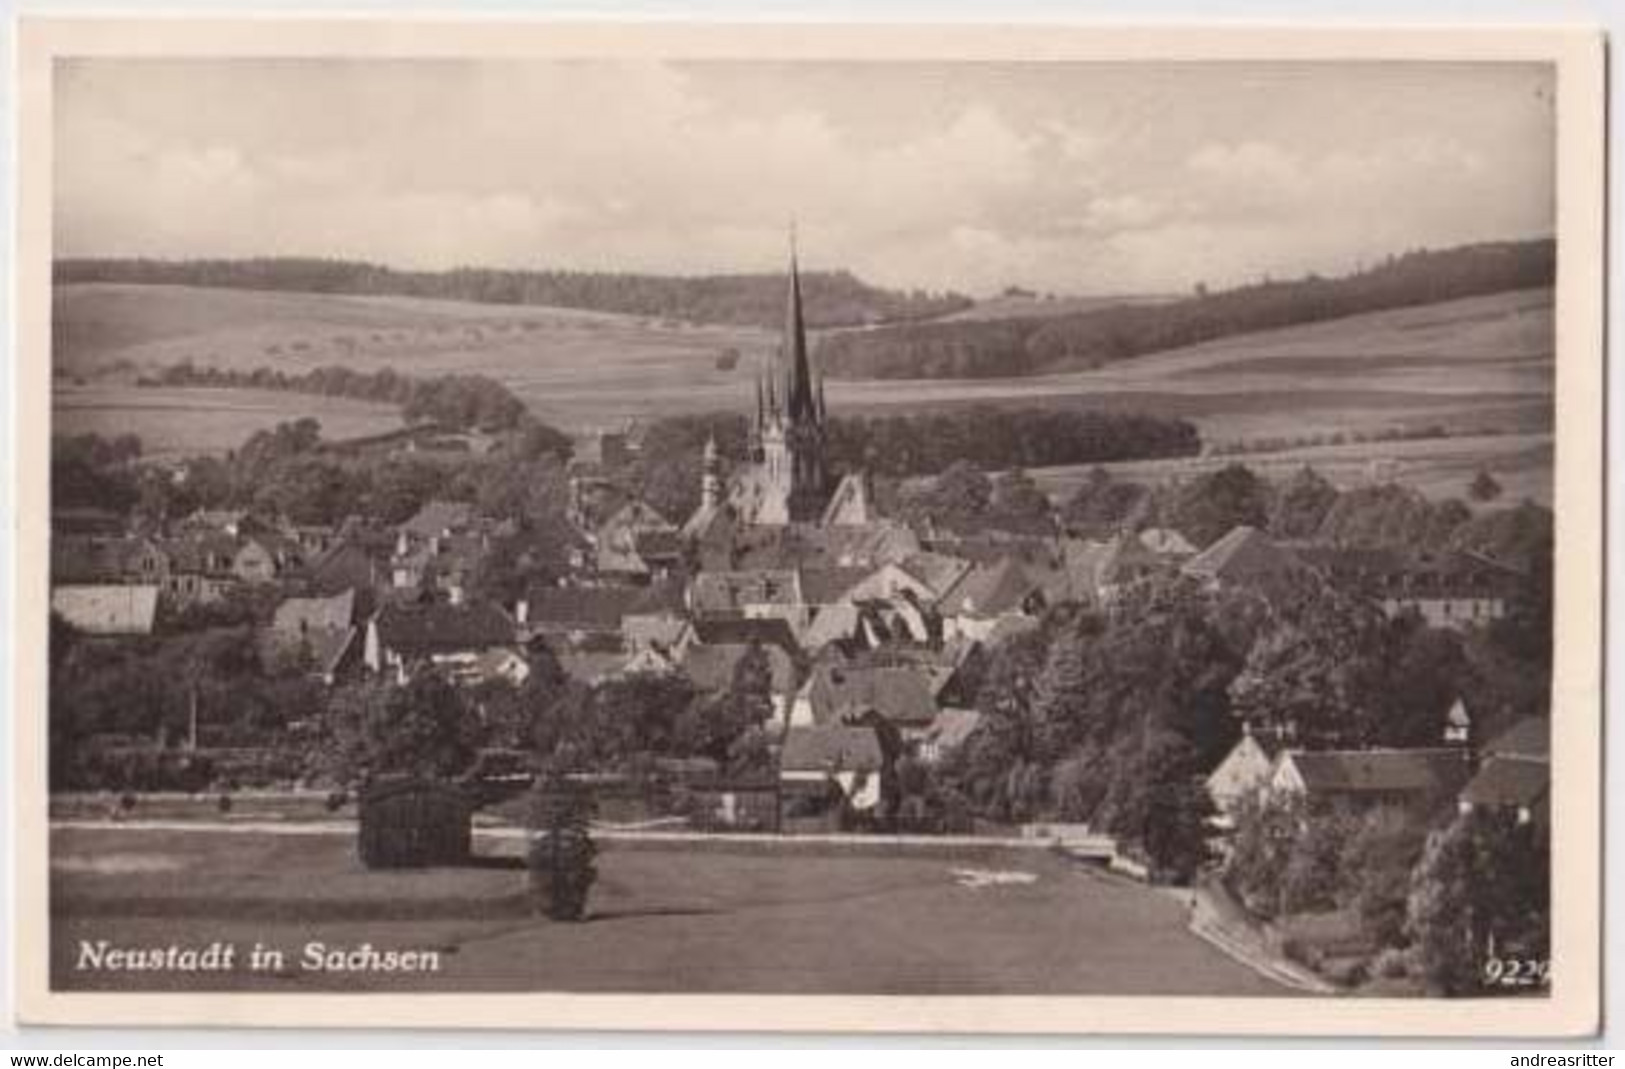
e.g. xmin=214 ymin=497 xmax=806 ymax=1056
xmin=783 ymin=224 xmax=816 ymax=424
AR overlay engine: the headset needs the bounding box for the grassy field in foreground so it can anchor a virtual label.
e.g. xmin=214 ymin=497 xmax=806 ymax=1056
xmin=49 ymin=825 xmax=1284 ymax=995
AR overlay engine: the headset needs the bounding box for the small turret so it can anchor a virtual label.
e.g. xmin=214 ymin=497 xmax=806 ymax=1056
xmin=701 ymin=433 xmax=721 ymax=511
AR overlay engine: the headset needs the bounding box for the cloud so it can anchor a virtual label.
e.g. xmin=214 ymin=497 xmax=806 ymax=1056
xmin=53 ymin=59 xmax=1554 ymax=295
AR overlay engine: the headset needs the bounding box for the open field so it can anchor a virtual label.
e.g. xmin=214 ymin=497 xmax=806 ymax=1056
xmin=53 ymin=284 xmax=1553 ymax=505
xmin=52 ymin=385 xmax=402 ymax=459
xmin=49 ymin=824 xmax=1284 ymax=995
xmin=1029 ymin=432 xmax=1555 ymax=507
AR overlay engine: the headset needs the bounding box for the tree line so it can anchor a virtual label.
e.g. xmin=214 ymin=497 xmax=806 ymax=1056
xmin=815 ymin=239 xmax=1556 ymax=379
xmin=56 ymin=257 xmax=973 ymax=329
xmin=145 ymin=360 xmax=536 ymax=434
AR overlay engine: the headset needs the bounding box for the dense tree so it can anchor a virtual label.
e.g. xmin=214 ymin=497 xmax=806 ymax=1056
xmin=1269 ymin=465 xmax=1340 ymax=540
xmin=1161 ymin=464 xmax=1270 ymax=547
xmin=323 ymin=672 xmax=483 ymax=783
xmin=59 ymin=256 xmax=971 ymax=329
xmin=816 ymin=240 xmax=1554 ymax=380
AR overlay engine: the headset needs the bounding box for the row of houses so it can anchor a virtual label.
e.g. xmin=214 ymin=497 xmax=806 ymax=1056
xmin=1207 ymin=711 xmax=1550 ymax=833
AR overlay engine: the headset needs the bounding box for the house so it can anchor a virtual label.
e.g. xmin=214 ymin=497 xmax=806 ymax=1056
xmin=595 ymin=502 xmax=681 ymax=583
xmin=1458 ymin=717 xmax=1550 ymax=830
xmin=1297 ymin=546 xmax=1522 ymax=630
xmin=51 ymin=584 xmax=160 ymax=636
xmin=553 ymin=647 xmax=631 ymax=686
xmin=678 ymin=642 xmax=799 ymax=721
xmin=1268 ymin=748 xmax=1473 ymax=813
xmin=789 ymin=661 xmax=940 ymax=738
xmin=919 ymin=707 xmax=983 ymax=764
xmin=936 ymin=557 xmax=1045 ymax=643
xmin=1182 ymin=525 xmax=1307 ymax=595
xmin=398 ymin=500 xmax=476 ymax=544
xmin=688 ymin=569 xmax=809 ymax=633
xmin=304 ymin=539 xmax=385 ymax=599
xmin=233 ymin=534 xmax=300 ymax=584
xmin=263 ymin=589 xmax=360 ymax=684
xmin=684 ymin=616 xmax=801 ymax=661
xmin=1062 ymin=533 xmax=1163 ymax=604
xmin=1206 ymin=728 xmax=1280 ymax=817
xmin=518 ymin=585 xmax=647 ymax=647
xmin=821 ymin=471 xmax=881 ymax=527
xmin=364 ymin=601 xmax=517 ymax=684
xmin=779 ymin=723 xmax=888 ymax=816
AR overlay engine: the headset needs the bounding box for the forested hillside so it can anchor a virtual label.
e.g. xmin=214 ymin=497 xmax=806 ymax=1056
xmin=816 ymin=239 xmax=1555 ymax=380
xmin=54 ymin=257 xmax=971 ymax=330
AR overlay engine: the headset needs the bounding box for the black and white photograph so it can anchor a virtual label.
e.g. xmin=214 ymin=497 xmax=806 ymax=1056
xmin=11 ymin=20 xmax=1604 ymax=1037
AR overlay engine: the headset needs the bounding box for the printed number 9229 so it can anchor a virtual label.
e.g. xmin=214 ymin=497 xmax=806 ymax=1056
xmin=1483 ymin=957 xmax=1551 ymax=987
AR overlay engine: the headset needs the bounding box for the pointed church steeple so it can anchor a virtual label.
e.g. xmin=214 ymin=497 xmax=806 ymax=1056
xmin=783 ymin=224 xmax=816 ymax=424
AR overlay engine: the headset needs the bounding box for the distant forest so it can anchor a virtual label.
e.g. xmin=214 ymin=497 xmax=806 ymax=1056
xmin=815 ymin=239 xmax=1556 ymax=380
xmin=53 ymin=257 xmax=973 ymax=329
xmin=144 ymin=360 xmax=538 ymax=436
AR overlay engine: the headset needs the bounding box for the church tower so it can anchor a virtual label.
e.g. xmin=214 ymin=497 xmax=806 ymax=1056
xmin=748 ymin=231 xmax=829 ymax=525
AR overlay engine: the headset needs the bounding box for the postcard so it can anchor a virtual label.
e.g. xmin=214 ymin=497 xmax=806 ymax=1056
xmin=11 ymin=18 xmax=1604 ymax=1036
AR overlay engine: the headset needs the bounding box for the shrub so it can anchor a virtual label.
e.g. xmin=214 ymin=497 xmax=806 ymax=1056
xmin=529 ymin=779 xmax=598 ymax=921
xmin=357 ymin=777 xmax=471 ymax=869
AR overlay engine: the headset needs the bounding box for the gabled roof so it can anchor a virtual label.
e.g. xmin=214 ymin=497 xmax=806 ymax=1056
xmin=679 ymin=641 xmax=797 ymax=693
xmin=801 ymin=662 xmax=939 ymax=728
xmin=800 ymin=603 xmax=863 ymax=653
xmin=525 ymin=585 xmax=646 ymax=631
xmin=273 ymin=589 xmax=356 ymax=635
xmin=780 ymin=724 xmax=884 ymax=773
xmin=937 ymin=557 xmax=1038 ymax=618
xmin=923 ymin=707 xmax=984 ymax=753
xmin=690 ymin=570 xmax=802 ymax=614
xmin=897 ymin=551 xmax=974 ymax=599
xmin=798 ymin=566 xmax=873 ymax=606
xmin=1461 ymin=755 xmax=1549 ymax=811
xmin=1280 ymin=748 xmax=1472 ymax=798
xmin=553 ymin=648 xmax=628 ymax=685
xmin=1183 ymin=526 xmax=1303 ymax=586
xmin=264 ymin=623 xmax=357 ymax=678
xmin=688 ymin=616 xmax=800 ymax=657
xmin=51 ymin=584 xmax=160 ymax=635
xmin=373 ymin=601 xmax=514 ymax=657
xmin=399 ymin=500 xmax=475 ymax=539
xmin=1483 ymin=717 xmax=1550 ymax=761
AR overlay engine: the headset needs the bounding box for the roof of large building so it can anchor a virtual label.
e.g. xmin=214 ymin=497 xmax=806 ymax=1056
xmin=1280 ymin=747 xmax=1472 ymax=798
xmin=1482 ymin=717 xmax=1550 ymax=761
xmin=687 ymin=616 xmax=800 ymax=656
xmin=1183 ymin=526 xmax=1305 ymax=587
xmin=1461 ymin=755 xmax=1549 ymax=811
xmin=797 ymin=566 xmax=874 ymax=606
xmin=780 ymin=724 xmax=885 ymax=773
xmin=800 ymin=662 xmax=939 ymax=728
xmin=373 ymin=601 xmax=514 ymax=657
xmin=937 ymin=557 xmax=1040 ymax=618
xmin=897 ymin=551 xmax=975 ymax=599
xmin=679 ymin=641 xmax=798 ymax=694
xmin=273 ymin=589 xmax=356 ymax=636
xmin=689 ymin=569 xmax=803 ymax=614
xmin=525 ymin=585 xmax=648 ymax=631
xmin=51 ymin=584 xmax=160 ymax=635
xmin=398 ymin=500 xmax=476 ymax=539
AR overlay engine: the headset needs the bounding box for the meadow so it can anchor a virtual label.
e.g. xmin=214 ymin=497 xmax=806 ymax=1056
xmin=50 ymin=824 xmax=1283 ymax=995
xmin=52 ymin=385 xmax=402 ymax=459
xmin=52 ymin=282 xmax=1553 ymax=502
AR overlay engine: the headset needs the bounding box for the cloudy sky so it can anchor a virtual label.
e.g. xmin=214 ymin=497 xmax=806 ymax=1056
xmin=55 ymin=59 xmax=1554 ymax=296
